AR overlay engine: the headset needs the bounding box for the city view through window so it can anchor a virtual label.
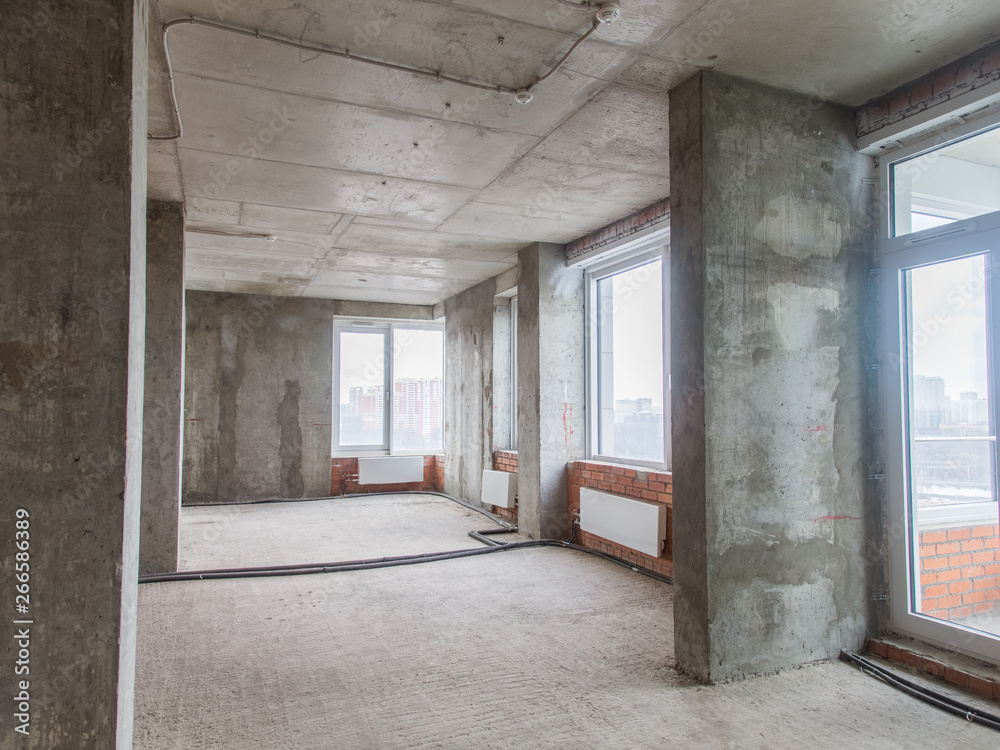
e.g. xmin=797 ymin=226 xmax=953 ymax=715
xmin=597 ymin=259 xmax=665 ymax=463
xmin=908 ymin=254 xmax=995 ymax=512
xmin=337 ymin=327 xmax=443 ymax=452
xmin=907 ymin=253 xmax=1000 ymax=638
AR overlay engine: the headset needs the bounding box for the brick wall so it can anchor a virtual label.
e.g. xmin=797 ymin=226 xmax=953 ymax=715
xmin=565 ymin=198 xmax=670 ymax=262
xmin=567 ymin=461 xmax=673 ymax=579
xmin=491 ymin=450 xmax=518 ymax=524
xmin=856 ymin=40 xmax=1000 ymax=138
xmin=330 ymin=455 xmax=444 ymax=496
xmin=918 ymin=523 xmax=1000 ymax=621
xmin=433 ymin=455 xmax=445 ymax=492
xmin=867 ymin=638 xmax=1000 ymax=702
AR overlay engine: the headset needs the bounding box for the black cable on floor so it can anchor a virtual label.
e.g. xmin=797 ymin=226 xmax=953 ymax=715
xmin=840 ymin=651 xmax=1000 ymax=732
xmin=182 ymin=490 xmax=512 ymax=528
xmin=145 ymin=491 xmax=671 ymax=586
xmin=139 ymin=538 xmax=673 ymax=585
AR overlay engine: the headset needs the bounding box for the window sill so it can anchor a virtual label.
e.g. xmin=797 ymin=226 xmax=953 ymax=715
xmin=586 ymin=456 xmax=671 ymax=475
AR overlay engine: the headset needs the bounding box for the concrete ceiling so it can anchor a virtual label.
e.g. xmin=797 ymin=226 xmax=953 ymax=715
xmin=147 ymin=0 xmax=1000 ymax=305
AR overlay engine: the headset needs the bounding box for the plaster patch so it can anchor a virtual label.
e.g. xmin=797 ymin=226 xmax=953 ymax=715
xmin=754 ymin=195 xmax=843 ymax=259
xmin=767 ymin=283 xmax=839 ymax=350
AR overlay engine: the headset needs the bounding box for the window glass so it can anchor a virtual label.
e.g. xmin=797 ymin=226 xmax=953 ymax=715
xmin=392 ymin=328 xmax=444 ymax=453
xmin=905 ymin=253 xmax=999 ymax=638
xmin=338 ymin=331 xmax=386 ymax=447
xmin=596 ymin=259 xmax=664 ymax=463
xmin=892 ymin=125 xmax=1000 ymax=238
xmin=511 ymin=296 xmax=518 ymax=448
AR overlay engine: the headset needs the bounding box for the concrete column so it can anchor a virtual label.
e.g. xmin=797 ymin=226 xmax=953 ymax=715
xmin=443 ymin=279 xmax=496 ymax=504
xmin=669 ymin=72 xmax=875 ymax=682
xmin=0 ymin=1 xmax=148 ymax=747
xmin=141 ymin=201 xmax=185 ymax=575
xmin=516 ymin=243 xmax=585 ymax=539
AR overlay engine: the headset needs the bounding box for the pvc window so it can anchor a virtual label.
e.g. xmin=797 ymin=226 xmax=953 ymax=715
xmin=333 ymin=319 xmax=444 ymax=457
xmin=890 ymin=123 xmax=1000 ymax=239
xmin=511 ymin=294 xmax=518 ymax=449
xmin=585 ymin=245 xmax=670 ymax=470
xmin=881 ymin=111 xmax=1000 ymax=663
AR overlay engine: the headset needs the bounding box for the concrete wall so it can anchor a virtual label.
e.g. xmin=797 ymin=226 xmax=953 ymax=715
xmin=0 ymin=1 xmax=148 ymax=746
xmin=670 ymin=72 xmax=876 ymax=682
xmin=183 ymin=292 xmax=432 ymax=504
xmin=141 ymin=200 xmax=185 ymax=575
xmin=443 ymin=279 xmax=500 ymax=505
xmin=517 ymin=242 xmax=586 ymax=539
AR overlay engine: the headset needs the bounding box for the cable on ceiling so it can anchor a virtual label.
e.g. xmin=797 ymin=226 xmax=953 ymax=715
xmin=148 ymin=4 xmax=621 ymax=141
xmin=187 ymin=226 xmax=277 ymax=242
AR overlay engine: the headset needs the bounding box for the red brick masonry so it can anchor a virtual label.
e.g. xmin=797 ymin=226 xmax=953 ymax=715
xmin=867 ymin=638 xmax=1000 ymax=702
xmin=565 ymin=198 xmax=670 ymax=262
xmin=568 ymin=461 xmax=673 ymax=579
xmin=856 ymin=40 xmax=1000 ymax=138
xmin=918 ymin=523 xmax=1000 ymax=621
xmin=491 ymin=450 xmax=519 ymax=525
xmin=330 ymin=455 xmax=444 ymax=496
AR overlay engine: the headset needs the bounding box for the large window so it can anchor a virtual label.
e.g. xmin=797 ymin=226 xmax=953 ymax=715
xmin=585 ymin=243 xmax=669 ymax=469
xmin=882 ymin=116 xmax=1000 ymax=664
xmin=511 ymin=294 xmax=518 ymax=449
xmin=333 ymin=320 xmax=444 ymax=455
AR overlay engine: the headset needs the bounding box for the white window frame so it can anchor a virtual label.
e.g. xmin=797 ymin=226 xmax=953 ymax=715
xmin=583 ymin=236 xmax=670 ymax=471
xmin=332 ymin=317 xmax=445 ymax=457
xmin=880 ymin=111 xmax=1000 ymax=664
xmin=511 ymin=294 xmax=518 ymax=450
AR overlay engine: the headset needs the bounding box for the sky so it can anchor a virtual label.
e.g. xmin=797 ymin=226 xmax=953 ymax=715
xmin=909 ymin=253 xmax=990 ymax=401
xmin=338 ymin=329 xmax=444 ymax=403
xmin=337 ymin=261 xmax=666 ymax=408
xmin=609 ymin=259 xmax=665 ymax=407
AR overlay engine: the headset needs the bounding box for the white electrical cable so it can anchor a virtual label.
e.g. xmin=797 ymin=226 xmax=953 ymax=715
xmin=188 ymin=227 xmax=277 ymax=242
xmin=148 ymin=7 xmax=615 ymax=140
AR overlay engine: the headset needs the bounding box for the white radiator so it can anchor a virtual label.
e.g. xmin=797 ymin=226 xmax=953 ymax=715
xmin=579 ymin=487 xmax=666 ymax=557
xmin=481 ymin=470 xmax=517 ymax=508
xmin=357 ymin=456 xmax=425 ymax=485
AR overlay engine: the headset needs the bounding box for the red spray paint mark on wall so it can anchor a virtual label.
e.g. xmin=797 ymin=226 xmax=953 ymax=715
xmin=186 ymin=418 xmax=203 ymax=424
xmin=563 ymin=403 xmax=574 ymax=444
xmin=807 ymin=426 xmax=829 ymax=432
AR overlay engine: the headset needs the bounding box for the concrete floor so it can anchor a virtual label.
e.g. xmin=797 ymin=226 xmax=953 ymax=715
xmin=135 ymin=495 xmax=999 ymax=748
xmin=178 ymin=494 xmax=516 ymax=570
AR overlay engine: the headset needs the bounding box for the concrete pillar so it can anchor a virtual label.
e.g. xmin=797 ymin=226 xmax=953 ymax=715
xmin=443 ymin=279 xmax=496 ymax=504
xmin=141 ymin=201 xmax=185 ymax=575
xmin=669 ymin=72 xmax=874 ymax=682
xmin=0 ymin=1 xmax=149 ymax=746
xmin=516 ymin=243 xmax=585 ymax=539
